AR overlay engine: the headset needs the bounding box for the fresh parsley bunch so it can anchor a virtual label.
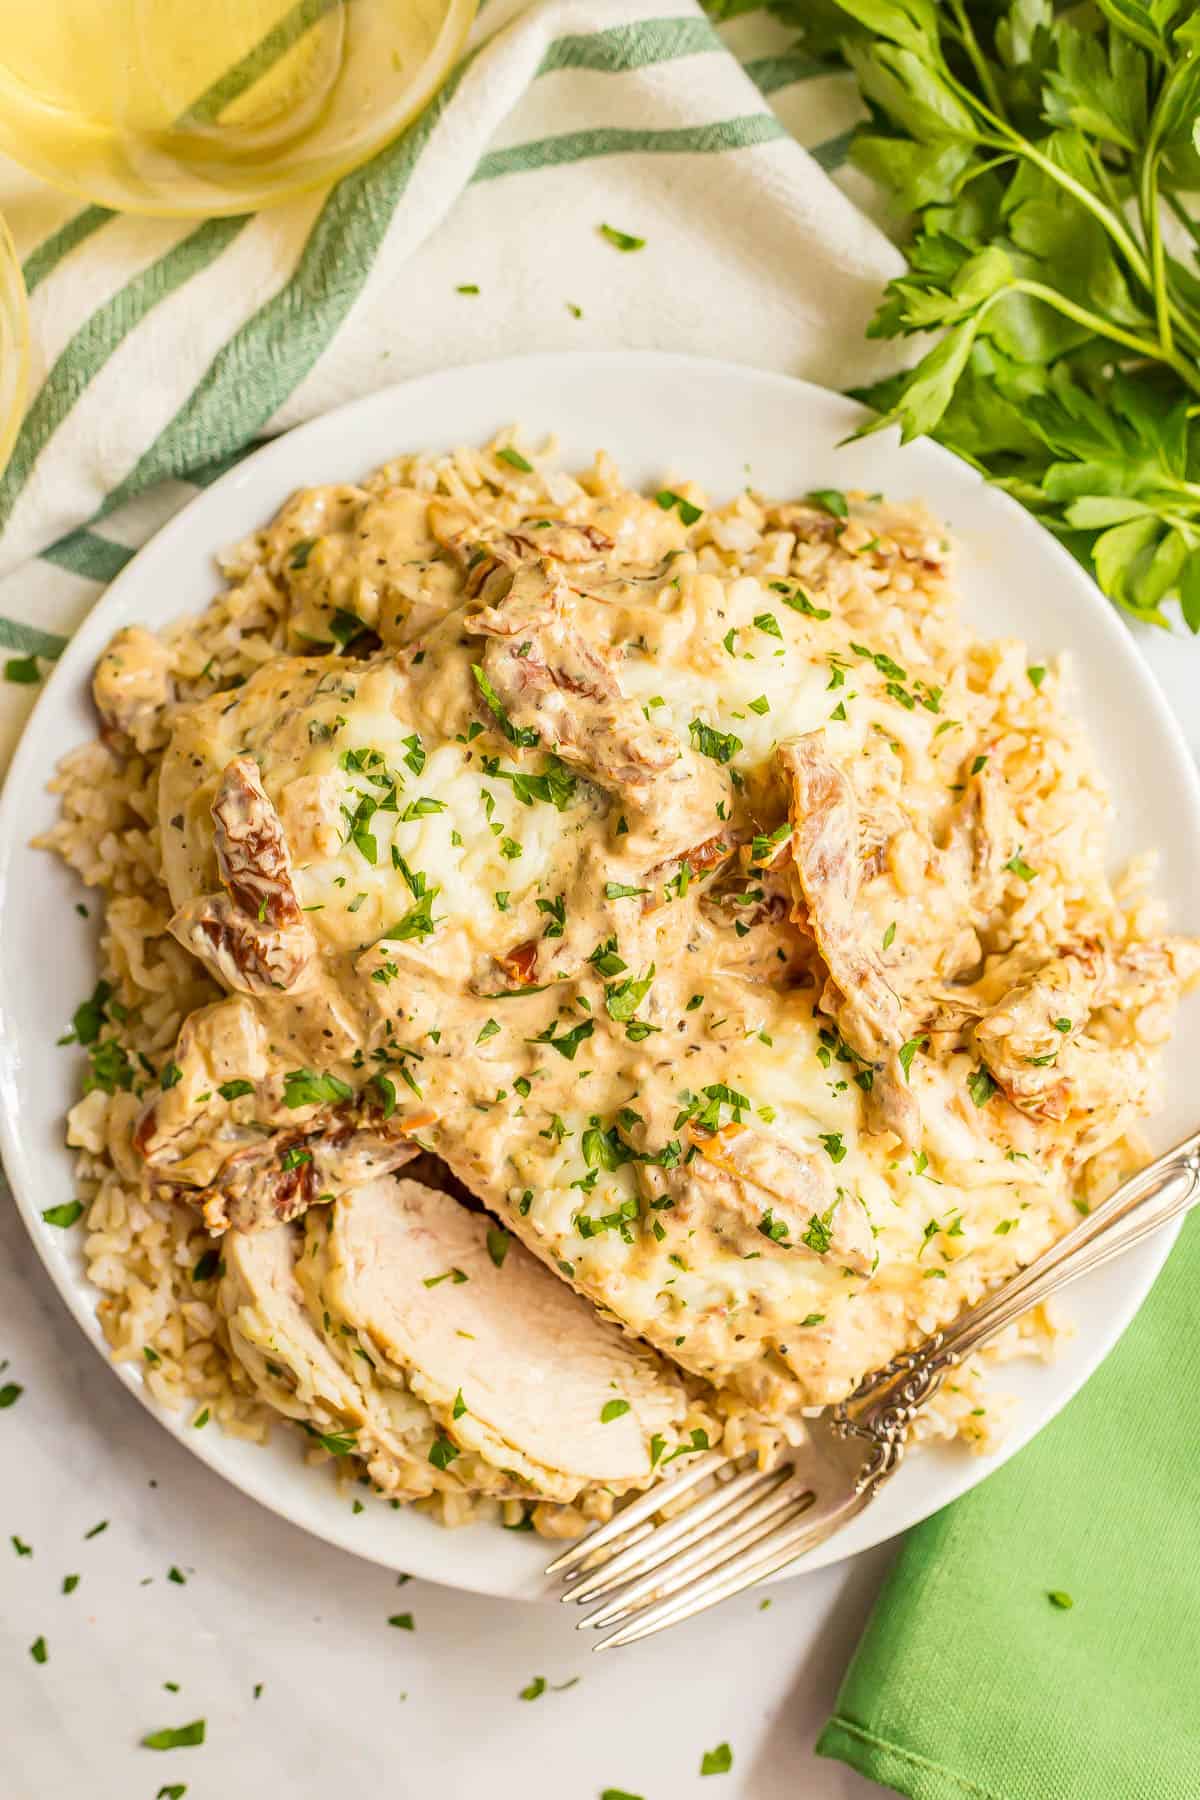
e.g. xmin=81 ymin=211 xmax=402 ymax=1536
xmin=768 ymin=0 xmax=1200 ymax=631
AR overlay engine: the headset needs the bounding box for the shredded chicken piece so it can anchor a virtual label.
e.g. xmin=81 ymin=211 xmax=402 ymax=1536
xmin=428 ymin=499 xmax=614 ymax=567
xmin=972 ymin=937 xmax=1200 ymax=1120
xmin=92 ymin=626 xmax=174 ymax=747
xmin=685 ymin=1123 xmax=876 ymax=1277
xmin=467 ymin=555 xmax=682 ymax=797
xmin=779 ymin=735 xmax=919 ymax=1146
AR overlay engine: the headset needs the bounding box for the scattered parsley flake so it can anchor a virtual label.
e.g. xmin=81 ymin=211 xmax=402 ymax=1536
xmin=599 ymin=223 xmax=645 ymax=252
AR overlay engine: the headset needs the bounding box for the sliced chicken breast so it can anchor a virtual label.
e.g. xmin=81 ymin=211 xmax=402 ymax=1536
xmin=310 ymin=1176 xmax=690 ymax=1501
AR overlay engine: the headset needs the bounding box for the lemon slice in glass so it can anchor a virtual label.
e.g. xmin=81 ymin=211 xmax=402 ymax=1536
xmin=0 ymin=0 xmax=476 ymax=217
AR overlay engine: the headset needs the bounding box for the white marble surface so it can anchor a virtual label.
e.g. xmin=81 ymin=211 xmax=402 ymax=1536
xmin=2 ymin=622 xmax=1196 ymax=1800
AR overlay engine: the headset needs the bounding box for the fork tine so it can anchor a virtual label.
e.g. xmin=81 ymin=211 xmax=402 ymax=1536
xmin=563 ymin=1462 xmax=793 ymax=1607
xmin=577 ymin=1476 xmax=816 ymax=1629
xmin=543 ymin=1450 xmax=729 ymax=1577
xmin=592 ymin=1495 xmax=862 ymax=1650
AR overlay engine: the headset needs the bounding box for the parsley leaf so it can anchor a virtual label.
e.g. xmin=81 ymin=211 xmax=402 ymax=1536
xmin=792 ymin=0 xmax=1200 ymax=635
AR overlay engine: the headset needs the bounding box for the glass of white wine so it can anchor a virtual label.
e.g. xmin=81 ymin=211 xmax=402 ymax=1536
xmin=0 ymin=0 xmax=476 ymax=216
xmin=0 ymin=214 xmax=28 ymax=476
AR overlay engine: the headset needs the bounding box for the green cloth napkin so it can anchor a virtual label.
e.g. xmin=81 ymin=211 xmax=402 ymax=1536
xmin=818 ymin=1211 xmax=1200 ymax=1800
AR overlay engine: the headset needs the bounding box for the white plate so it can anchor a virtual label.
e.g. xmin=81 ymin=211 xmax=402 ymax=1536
xmin=2 ymin=352 xmax=1197 ymax=1602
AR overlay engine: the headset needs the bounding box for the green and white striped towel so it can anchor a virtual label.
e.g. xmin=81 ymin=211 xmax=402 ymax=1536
xmin=0 ymin=0 xmax=903 ymax=763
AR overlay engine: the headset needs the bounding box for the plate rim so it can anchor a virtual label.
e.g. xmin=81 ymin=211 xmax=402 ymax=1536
xmin=1 ymin=347 xmax=1196 ymax=1597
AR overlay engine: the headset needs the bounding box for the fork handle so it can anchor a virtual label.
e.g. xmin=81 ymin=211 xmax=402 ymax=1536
xmin=836 ymin=1126 xmax=1200 ymax=1483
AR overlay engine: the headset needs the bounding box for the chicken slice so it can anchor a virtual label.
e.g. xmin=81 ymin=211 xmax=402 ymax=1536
xmin=779 ymin=735 xmax=919 ymax=1146
xmin=220 ymin=1223 xmax=499 ymax=1503
xmin=168 ymin=757 xmax=316 ymax=997
xmin=311 ymin=1176 xmax=689 ymax=1501
xmin=92 ymin=625 xmax=175 ymax=750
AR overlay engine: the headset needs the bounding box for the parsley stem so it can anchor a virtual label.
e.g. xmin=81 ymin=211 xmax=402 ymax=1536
xmin=945 ymin=0 xmax=1007 ymax=123
xmin=1008 ymin=280 xmax=1200 ymax=396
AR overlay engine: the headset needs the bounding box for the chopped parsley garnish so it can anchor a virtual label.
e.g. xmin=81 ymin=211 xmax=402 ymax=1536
xmin=452 ymin=1389 xmax=467 ymax=1420
xmin=661 ymin=1427 xmax=710 ymax=1465
xmin=289 ymin=538 xmax=316 ymax=569
xmin=302 ymin=1425 xmax=357 ymax=1457
xmin=191 ymin=1250 xmax=221 ymax=1283
xmin=771 ymin=580 xmax=831 ymax=620
xmin=1048 ymin=1590 xmax=1073 ymax=1610
xmin=456 ymin=283 xmax=479 ymax=295
xmin=538 ymin=895 xmax=567 ymax=938
xmin=749 ymin=824 xmax=790 ymax=867
xmin=758 ymin=1209 xmax=790 ymax=1246
xmin=142 ymin=1721 xmax=206 ymax=1750
xmin=600 ymin=1399 xmax=631 ymax=1423
xmin=1028 ymin=667 xmax=1047 ymax=690
xmin=800 ymin=1313 xmax=826 ymax=1328
xmin=898 ymin=1036 xmax=928 ymax=1081
xmin=599 ymin=223 xmax=645 ymax=252
xmin=398 ymin=796 xmax=445 ymax=821
xmin=62 ymin=1574 xmax=79 ymax=1593
xmin=388 ymin=1612 xmax=415 ymax=1629
xmin=1004 ymin=847 xmax=1038 ymax=882
xmin=381 ymin=888 xmax=440 ymax=943
xmin=882 ymin=921 xmax=897 ymax=951
xmin=483 ymin=754 xmax=578 ymax=811
xmin=283 ymin=1069 xmax=353 ymax=1109
xmin=476 ymin=1019 xmax=501 ymax=1045
xmin=700 ymin=1742 xmax=733 ymax=1775
xmin=801 ymin=1210 xmax=835 ymax=1255
xmin=41 ymin=1202 xmax=83 ymax=1229
xmin=806 ymin=489 xmax=848 ymax=518
xmin=486 ymin=1228 xmax=511 ymax=1269
xmin=967 ymin=1066 xmax=998 ymax=1108
xmin=994 ymin=1219 xmax=1016 ymax=1235
xmin=160 ymin=1062 xmax=183 ymax=1090
xmin=0 ymin=1384 xmax=23 ymax=1409
xmin=217 ymin=1078 xmax=254 ymax=1101
xmin=655 ymin=488 xmax=703 ymax=526
xmin=496 ymin=446 xmax=534 ymax=473
xmin=688 ymin=718 xmax=742 ymax=765
xmin=588 ymin=936 xmax=627 ymax=976
xmin=428 ymin=1435 xmax=460 ymax=1471
xmin=29 ymin=1636 xmax=47 ymax=1664
xmin=753 ymin=611 xmax=782 ymax=639
xmin=520 ymin=1677 xmax=547 ymax=1701
xmin=470 ymin=664 xmax=539 ymax=748
xmin=604 ymin=881 xmax=648 ymax=900
xmin=529 ymin=1018 xmax=595 ymax=1062
xmin=329 ymin=609 xmax=370 ymax=649
xmin=604 ymin=965 xmax=654 ymax=1023
xmin=5 ymin=656 xmax=41 ymax=684
xmin=818 ymin=1132 xmax=847 ymax=1164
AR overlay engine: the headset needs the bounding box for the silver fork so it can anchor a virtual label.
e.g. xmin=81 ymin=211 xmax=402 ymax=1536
xmin=547 ymin=1126 xmax=1200 ymax=1648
